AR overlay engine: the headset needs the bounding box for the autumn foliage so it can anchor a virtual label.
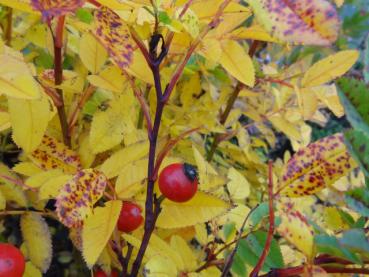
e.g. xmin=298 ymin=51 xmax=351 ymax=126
xmin=0 ymin=0 xmax=369 ymax=276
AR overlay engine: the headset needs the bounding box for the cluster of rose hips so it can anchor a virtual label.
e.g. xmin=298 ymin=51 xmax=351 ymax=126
xmin=0 ymin=163 xmax=198 ymax=277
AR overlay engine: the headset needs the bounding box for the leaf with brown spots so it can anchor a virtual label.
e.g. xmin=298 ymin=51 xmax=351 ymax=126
xmin=29 ymin=135 xmax=82 ymax=174
xmin=31 ymin=0 xmax=85 ymax=21
xmin=276 ymin=201 xmax=314 ymax=258
xmin=277 ymin=133 xmax=357 ymax=197
xmin=248 ymin=0 xmax=340 ymax=46
xmin=55 ymin=169 xmax=107 ymax=228
xmin=93 ymin=7 xmax=134 ymax=70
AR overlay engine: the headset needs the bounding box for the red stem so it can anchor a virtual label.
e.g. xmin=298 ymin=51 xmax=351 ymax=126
xmin=250 ymin=161 xmax=275 ymax=277
xmin=53 ymin=16 xmax=71 ymax=147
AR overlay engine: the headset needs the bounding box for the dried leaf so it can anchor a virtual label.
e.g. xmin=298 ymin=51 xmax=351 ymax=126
xmin=55 ymin=169 xmax=107 ymax=227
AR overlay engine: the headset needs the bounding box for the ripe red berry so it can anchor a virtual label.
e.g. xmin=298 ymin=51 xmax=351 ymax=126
xmin=158 ymin=163 xmax=198 ymax=202
xmin=0 ymin=243 xmax=25 ymax=277
xmin=94 ymin=269 xmax=118 ymax=277
xmin=117 ymin=201 xmax=143 ymax=232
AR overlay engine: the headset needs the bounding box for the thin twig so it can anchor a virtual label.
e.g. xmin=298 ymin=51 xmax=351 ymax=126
xmin=153 ymin=126 xmax=202 ymax=179
xmin=0 ymin=174 xmax=37 ymax=192
xmin=4 ymin=7 xmax=13 ymax=46
xmin=250 ymin=161 xmax=275 ymax=277
xmin=68 ymin=85 xmax=96 ymax=134
xmin=163 ymin=0 xmax=233 ymax=102
xmin=122 ymin=70 xmax=153 ymax=133
xmin=221 ymin=205 xmax=259 ymax=276
xmin=137 ymin=85 xmax=151 ymax=129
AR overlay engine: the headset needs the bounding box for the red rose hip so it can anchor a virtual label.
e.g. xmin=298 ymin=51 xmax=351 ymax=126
xmin=0 ymin=243 xmax=25 ymax=277
xmin=117 ymin=201 xmax=143 ymax=232
xmin=94 ymin=269 xmax=119 ymax=277
xmin=158 ymin=163 xmax=198 ymax=202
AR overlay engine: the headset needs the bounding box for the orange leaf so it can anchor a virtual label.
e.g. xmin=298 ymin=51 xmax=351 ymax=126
xmin=277 ymin=133 xmax=356 ymax=197
xmin=55 ymin=169 xmax=107 ymax=227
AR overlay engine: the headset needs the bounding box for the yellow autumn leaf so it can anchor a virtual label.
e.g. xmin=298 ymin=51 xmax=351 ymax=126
xmin=0 ymin=163 xmax=28 ymax=207
xmin=217 ymin=204 xmax=251 ymax=230
xmin=12 ymin=162 xmax=43 ymax=177
xmin=334 ymin=0 xmax=344 ymax=7
xmin=0 ymin=191 xmax=5 ymax=211
xmin=230 ymin=25 xmax=278 ymax=42
xmin=39 ymin=174 xmax=73 ymax=200
xmin=296 ymin=87 xmax=319 ymax=120
xmin=170 ymin=236 xmax=197 ymax=271
xmin=126 ymin=50 xmax=154 ymax=84
xmin=25 ymin=169 xmax=64 ymax=188
xmin=248 ymin=0 xmax=340 ymax=46
xmin=90 ymin=95 xmax=135 ymax=154
xmin=82 ymin=200 xmax=122 ymax=267
xmin=314 ymin=84 xmax=344 ymax=117
xmin=227 ymin=167 xmax=250 ymax=200
xmin=20 ymin=213 xmax=52 ymax=273
xmin=192 ymin=146 xmax=226 ymax=191
xmin=219 ymin=40 xmax=255 ymax=87
xmin=101 ymin=140 xmax=149 ymax=178
xmin=277 ymin=133 xmax=357 ymax=197
xmin=29 ymin=135 xmax=82 ymax=174
xmin=0 ymin=111 xmax=11 ymax=132
xmin=23 ymin=262 xmax=42 ymax=277
xmin=87 ymin=65 xmax=125 ymax=93
xmin=79 ymin=32 xmax=108 ymax=74
xmin=155 ymin=191 xmax=230 ymax=229
xmin=301 ymin=50 xmax=359 ymax=87
xmin=115 ymin=158 xmax=147 ymax=198
xmin=144 ymin=255 xmax=178 ymax=277
xmin=0 ymin=0 xmax=36 ymax=13
xmin=276 ymin=202 xmax=314 ymax=259
xmin=8 ymin=95 xmax=51 ymax=153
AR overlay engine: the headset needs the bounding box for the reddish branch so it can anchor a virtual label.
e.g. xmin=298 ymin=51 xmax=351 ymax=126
xmin=52 ymin=16 xmax=71 ymax=147
xmin=250 ymin=161 xmax=275 ymax=277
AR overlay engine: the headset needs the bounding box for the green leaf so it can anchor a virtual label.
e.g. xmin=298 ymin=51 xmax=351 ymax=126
xmin=234 ymin=231 xmax=284 ymax=272
xmin=231 ymin=253 xmax=247 ymax=277
xmin=315 ymin=234 xmax=361 ymax=264
xmin=223 ymin=222 xmax=236 ymax=241
xmin=249 ymin=202 xmax=269 ymax=226
xmin=337 ymin=77 xmax=369 ymax=136
xmin=345 ymin=195 xmax=369 ymax=217
xmin=158 ymin=11 xmax=171 ymax=24
xmin=344 ymin=129 xmax=369 ymax=178
xmin=340 ymin=229 xmax=369 ymax=253
xmin=76 ymin=8 xmax=93 ymax=23
xmin=364 ymin=34 xmax=369 ymax=83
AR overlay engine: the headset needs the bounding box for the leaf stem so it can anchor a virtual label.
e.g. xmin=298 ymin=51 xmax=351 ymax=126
xmin=5 ymin=7 xmax=13 ymax=46
xmin=249 ymin=161 xmax=275 ymax=277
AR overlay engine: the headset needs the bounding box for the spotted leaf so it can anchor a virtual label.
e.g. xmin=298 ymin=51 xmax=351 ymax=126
xmin=29 ymin=135 xmax=82 ymax=174
xmin=55 ymin=169 xmax=107 ymax=227
xmin=248 ymin=0 xmax=340 ymax=46
xmin=276 ymin=201 xmax=314 ymax=258
xmin=31 ymin=0 xmax=85 ymax=21
xmin=93 ymin=7 xmax=134 ymax=69
xmin=277 ymin=133 xmax=357 ymax=197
